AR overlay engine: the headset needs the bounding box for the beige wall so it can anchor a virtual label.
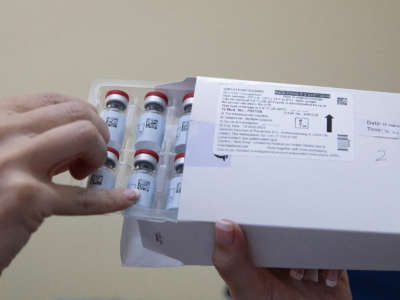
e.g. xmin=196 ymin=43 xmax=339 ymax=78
xmin=0 ymin=0 xmax=399 ymax=299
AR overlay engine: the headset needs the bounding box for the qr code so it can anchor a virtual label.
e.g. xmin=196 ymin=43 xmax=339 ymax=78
xmin=105 ymin=117 xmax=118 ymax=128
xmin=337 ymin=97 xmax=348 ymax=106
xmin=181 ymin=120 xmax=189 ymax=132
xmin=137 ymin=179 xmax=150 ymax=192
xmin=176 ymin=182 xmax=182 ymax=194
xmin=89 ymin=174 xmax=103 ymax=185
xmin=337 ymin=134 xmax=350 ymax=151
xmin=145 ymin=118 xmax=159 ymax=129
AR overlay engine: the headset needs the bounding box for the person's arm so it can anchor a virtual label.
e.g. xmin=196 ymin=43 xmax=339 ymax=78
xmin=0 ymin=93 xmax=138 ymax=275
xmin=213 ymin=219 xmax=352 ymax=300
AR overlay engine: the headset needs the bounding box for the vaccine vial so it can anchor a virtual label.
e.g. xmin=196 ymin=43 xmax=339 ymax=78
xmin=100 ymin=90 xmax=129 ymax=151
xmin=174 ymin=93 xmax=193 ymax=153
xmin=125 ymin=149 xmax=159 ymax=213
xmin=87 ymin=147 xmax=119 ymax=190
xmin=135 ymin=91 xmax=168 ymax=152
xmin=165 ymin=153 xmax=184 ymax=211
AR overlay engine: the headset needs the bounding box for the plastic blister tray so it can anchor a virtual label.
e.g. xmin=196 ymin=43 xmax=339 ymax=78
xmin=80 ymin=78 xmax=195 ymax=222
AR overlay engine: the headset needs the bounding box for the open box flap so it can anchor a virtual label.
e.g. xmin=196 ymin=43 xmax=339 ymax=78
xmin=120 ymin=217 xmax=183 ymax=267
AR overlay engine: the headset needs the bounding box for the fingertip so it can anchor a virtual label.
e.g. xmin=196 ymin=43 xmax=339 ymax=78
xmin=123 ymin=188 xmax=140 ymax=202
xmin=215 ymin=219 xmax=235 ymax=247
xmin=325 ymin=270 xmax=339 ymax=287
xmin=69 ymin=163 xmax=94 ymax=180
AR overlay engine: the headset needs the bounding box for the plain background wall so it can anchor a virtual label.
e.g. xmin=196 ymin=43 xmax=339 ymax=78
xmin=0 ymin=0 xmax=399 ymax=299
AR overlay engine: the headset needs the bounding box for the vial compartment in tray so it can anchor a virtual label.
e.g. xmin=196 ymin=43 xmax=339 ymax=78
xmin=81 ymin=78 xmax=195 ymax=222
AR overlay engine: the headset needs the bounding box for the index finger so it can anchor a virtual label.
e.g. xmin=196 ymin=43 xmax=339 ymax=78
xmin=50 ymin=185 xmax=139 ymax=216
xmin=2 ymin=93 xmax=97 ymax=113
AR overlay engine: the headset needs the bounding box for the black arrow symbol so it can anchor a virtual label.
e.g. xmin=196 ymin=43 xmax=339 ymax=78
xmin=214 ymin=154 xmax=229 ymax=161
xmin=325 ymin=114 xmax=334 ymax=132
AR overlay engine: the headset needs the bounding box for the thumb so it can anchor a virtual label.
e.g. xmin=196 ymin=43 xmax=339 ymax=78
xmin=212 ymin=219 xmax=265 ymax=299
xmin=50 ymin=184 xmax=139 ymax=215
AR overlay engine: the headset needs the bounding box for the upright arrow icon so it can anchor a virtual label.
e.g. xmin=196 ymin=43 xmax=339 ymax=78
xmin=325 ymin=114 xmax=334 ymax=132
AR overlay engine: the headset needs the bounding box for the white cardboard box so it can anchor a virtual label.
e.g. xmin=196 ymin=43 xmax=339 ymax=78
xmin=119 ymin=76 xmax=400 ymax=270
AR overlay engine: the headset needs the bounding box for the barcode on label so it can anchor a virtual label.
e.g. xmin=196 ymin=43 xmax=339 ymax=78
xmin=137 ymin=179 xmax=150 ymax=192
xmin=105 ymin=117 xmax=118 ymax=128
xmin=176 ymin=182 xmax=182 ymax=193
xmin=337 ymin=97 xmax=348 ymax=106
xmin=337 ymin=134 xmax=350 ymax=151
xmin=181 ymin=120 xmax=189 ymax=131
xmin=89 ymin=174 xmax=103 ymax=185
xmin=145 ymin=118 xmax=159 ymax=129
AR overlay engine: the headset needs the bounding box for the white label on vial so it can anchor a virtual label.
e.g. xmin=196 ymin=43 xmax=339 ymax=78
xmin=165 ymin=175 xmax=182 ymax=210
xmin=135 ymin=111 xmax=165 ymax=150
xmin=214 ymin=85 xmax=354 ymax=161
xmin=126 ymin=172 xmax=155 ymax=209
xmin=87 ymin=168 xmax=116 ymax=190
xmin=101 ymin=110 xmax=126 ymax=150
xmin=175 ymin=114 xmax=190 ymax=153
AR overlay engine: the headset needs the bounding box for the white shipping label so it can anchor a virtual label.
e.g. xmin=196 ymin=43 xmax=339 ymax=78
xmin=126 ymin=172 xmax=156 ymax=210
xmin=175 ymin=113 xmax=191 ymax=153
xmin=101 ymin=110 xmax=126 ymax=150
xmin=214 ymin=85 xmax=354 ymax=160
xmin=135 ymin=111 xmax=166 ymax=151
xmin=165 ymin=175 xmax=182 ymax=210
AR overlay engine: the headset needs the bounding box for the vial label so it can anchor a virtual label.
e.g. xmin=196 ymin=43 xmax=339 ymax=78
xmin=126 ymin=172 xmax=156 ymax=209
xmin=87 ymin=168 xmax=116 ymax=190
xmin=135 ymin=111 xmax=165 ymax=151
xmin=165 ymin=175 xmax=182 ymax=210
xmin=101 ymin=110 xmax=126 ymax=150
xmin=175 ymin=113 xmax=191 ymax=153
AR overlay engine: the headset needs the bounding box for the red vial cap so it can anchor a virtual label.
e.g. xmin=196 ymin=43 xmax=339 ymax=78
xmin=144 ymin=91 xmax=168 ymax=105
xmin=134 ymin=149 xmax=160 ymax=162
xmin=175 ymin=153 xmax=185 ymax=161
xmin=182 ymin=92 xmax=194 ymax=102
xmin=105 ymin=90 xmax=130 ymax=101
xmin=107 ymin=147 xmax=120 ymax=160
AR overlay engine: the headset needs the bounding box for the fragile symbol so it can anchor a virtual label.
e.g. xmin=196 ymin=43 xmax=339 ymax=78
xmin=325 ymin=114 xmax=334 ymax=133
xmin=295 ymin=117 xmax=309 ymax=129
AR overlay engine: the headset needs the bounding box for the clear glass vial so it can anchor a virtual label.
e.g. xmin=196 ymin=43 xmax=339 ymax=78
xmin=165 ymin=153 xmax=184 ymax=211
xmin=135 ymin=91 xmax=168 ymax=153
xmin=87 ymin=147 xmax=119 ymax=190
xmin=125 ymin=149 xmax=159 ymax=214
xmin=100 ymin=90 xmax=129 ymax=151
xmin=175 ymin=93 xmax=194 ymax=153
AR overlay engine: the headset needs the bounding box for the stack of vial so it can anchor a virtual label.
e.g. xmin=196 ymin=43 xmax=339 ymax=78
xmin=87 ymin=89 xmax=128 ymax=190
xmin=165 ymin=93 xmax=194 ymax=212
xmin=87 ymin=89 xmax=194 ymax=218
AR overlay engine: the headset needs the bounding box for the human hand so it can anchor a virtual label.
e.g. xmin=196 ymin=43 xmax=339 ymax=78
xmin=0 ymin=93 xmax=138 ymax=275
xmin=213 ymin=219 xmax=352 ymax=300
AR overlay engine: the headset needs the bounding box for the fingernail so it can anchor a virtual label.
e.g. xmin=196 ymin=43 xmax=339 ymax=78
xmin=326 ymin=270 xmax=338 ymax=287
xmin=290 ymin=269 xmax=304 ymax=280
xmin=124 ymin=189 xmax=140 ymax=202
xmin=215 ymin=219 xmax=234 ymax=246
